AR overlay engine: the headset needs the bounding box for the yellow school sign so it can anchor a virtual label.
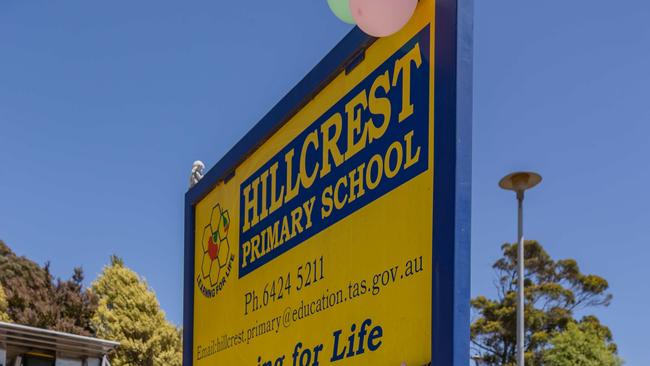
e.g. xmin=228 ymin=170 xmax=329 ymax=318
xmin=183 ymin=0 xmax=473 ymax=365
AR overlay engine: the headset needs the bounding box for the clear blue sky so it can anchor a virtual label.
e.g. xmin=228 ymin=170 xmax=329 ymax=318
xmin=1 ymin=1 xmax=648 ymax=364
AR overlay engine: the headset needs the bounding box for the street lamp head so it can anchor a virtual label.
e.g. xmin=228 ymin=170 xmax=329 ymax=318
xmin=499 ymin=171 xmax=542 ymax=193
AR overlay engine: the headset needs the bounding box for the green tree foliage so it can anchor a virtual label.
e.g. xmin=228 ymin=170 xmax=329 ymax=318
xmin=471 ymin=240 xmax=615 ymax=365
xmin=0 ymin=283 xmax=10 ymax=322
xmin=0 ymin=240 xmax=97 ymax=335
xmin=54 ymin=267 xmax=99 ymax=334
xmin=91 ymin=255 xmax=182 ymax=366
xmin=543 ymin=322 xmax=623 ymax=366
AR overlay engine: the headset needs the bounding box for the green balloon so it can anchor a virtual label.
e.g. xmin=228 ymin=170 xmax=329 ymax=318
xmin=327 ymin=0 xmax=356 ymax=24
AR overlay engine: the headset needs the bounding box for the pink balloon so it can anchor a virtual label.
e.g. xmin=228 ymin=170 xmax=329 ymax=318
xmin=350 ymin=0 xmax=419 ymax=37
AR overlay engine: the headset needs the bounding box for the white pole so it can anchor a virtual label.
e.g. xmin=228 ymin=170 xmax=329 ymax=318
xmin=517 ymin=191 xmax=525 ymax=366
xmin=499 ymin=171 xmax=541 ymax=366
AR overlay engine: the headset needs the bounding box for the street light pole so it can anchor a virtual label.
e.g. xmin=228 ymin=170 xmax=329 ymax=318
xmin=516 ymin=190 xmax=525 ymax=366
xmin=499 ymin=172 xmax=542 ymax=366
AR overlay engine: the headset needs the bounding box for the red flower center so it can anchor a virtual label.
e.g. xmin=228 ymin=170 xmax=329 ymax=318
xmin=208 ymin=235 xmax=219 ymax=260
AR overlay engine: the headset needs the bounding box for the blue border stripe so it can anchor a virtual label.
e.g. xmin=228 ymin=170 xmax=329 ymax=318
xmin=432 ymin=0 xmax=473 ymax=365
xmin=455 ymin=0 xmax=473 ymax=364
xmin=183 ymin=195 xmax=195 ymax=366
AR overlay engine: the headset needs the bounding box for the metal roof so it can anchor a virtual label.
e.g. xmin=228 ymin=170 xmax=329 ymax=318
xmin=0 ymin=322 xmax=118 ymax=358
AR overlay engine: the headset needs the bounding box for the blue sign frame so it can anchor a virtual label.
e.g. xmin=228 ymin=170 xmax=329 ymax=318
xmin=183 ymin=0 xmax=472 ymax=364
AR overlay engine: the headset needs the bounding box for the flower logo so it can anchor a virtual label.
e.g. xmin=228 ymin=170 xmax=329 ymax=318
xmin=200 ymin=204 xmax=231 ymax=287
